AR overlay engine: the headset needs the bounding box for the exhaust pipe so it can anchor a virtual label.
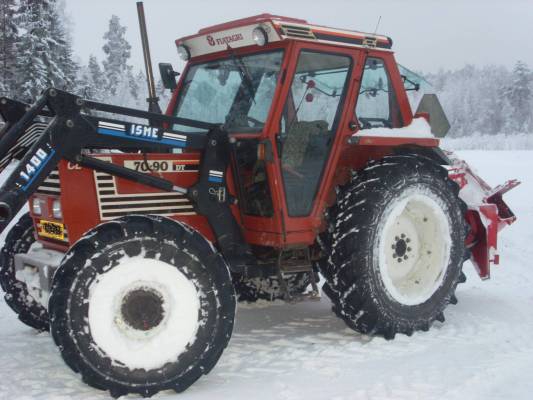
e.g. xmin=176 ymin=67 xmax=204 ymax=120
xmin=136 ymin=2 xmax=162 ymax=115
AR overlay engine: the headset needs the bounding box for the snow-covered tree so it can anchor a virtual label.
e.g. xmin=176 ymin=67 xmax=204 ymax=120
xmin=102 ymin=15 xmax=132 ymax=97
xmin=0 ymin=0 xmax=18 ymax=96
xmin=16 ymin=0 xmax=53 ymax=101
xmin=504 ymin=61 xmax=532 ymax=132
xmin=15 ymin=0 xmax=77 ymax=101
xmin=82 ymin=55 xmax=106 ymax=100
xmin=49 ymin=0 xmax=78 ymax=91
xmin=424 ymin=64 xmax=521 ymax=137
xmin=129 ymin=69 xmax=143 ymax=102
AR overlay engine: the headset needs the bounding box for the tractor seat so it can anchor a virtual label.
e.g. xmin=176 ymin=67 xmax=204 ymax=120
xmin=282 ymin=120 xmax=329 ymax=170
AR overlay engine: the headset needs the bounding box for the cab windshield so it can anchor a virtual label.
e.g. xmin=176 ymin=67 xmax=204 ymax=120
xmin=173 ymin=50 xmax=284 ymax=133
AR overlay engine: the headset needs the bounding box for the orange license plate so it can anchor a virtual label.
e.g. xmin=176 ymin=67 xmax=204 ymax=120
xmin=39 ymin=219 xmax=64 ymax=241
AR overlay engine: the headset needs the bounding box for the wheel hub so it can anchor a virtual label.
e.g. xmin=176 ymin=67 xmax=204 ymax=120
xmin=120 ymin=288 xmax=165 ymax=331
xmin=392 ymin=235 xmax=412 ymax=260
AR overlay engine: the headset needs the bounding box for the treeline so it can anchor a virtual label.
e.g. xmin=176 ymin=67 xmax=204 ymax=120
xmin=1 ymin=0 xmax=532 ymax=136
xmin=424 ymin=61 xmax=532 ymax=137
xmin=0 ymin=0 xmax=169 ymax=109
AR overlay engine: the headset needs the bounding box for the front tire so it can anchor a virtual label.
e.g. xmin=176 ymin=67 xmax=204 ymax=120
xmin=322 ymin=155 xmax=467 ymax=339
xmin=49 ymin=215 xmax=235 ymax=398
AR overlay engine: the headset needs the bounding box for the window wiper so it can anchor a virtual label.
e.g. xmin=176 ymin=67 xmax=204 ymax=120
xmin=226 ymin=45 xmax=256 ymax=104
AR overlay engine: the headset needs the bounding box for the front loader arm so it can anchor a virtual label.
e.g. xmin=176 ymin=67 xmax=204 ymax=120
xmin=0 ymin=89 xmax=206 ymax=226
xmin=0 ymin=88 xmax=258 ymax=275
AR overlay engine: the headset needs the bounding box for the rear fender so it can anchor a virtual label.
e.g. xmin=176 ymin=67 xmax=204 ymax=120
xmin=447 ymin=152 xmax=519 ymax=279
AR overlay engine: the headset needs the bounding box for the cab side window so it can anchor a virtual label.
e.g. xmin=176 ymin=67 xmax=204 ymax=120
xmin=355 ymin=57 xmax=402 ymax=129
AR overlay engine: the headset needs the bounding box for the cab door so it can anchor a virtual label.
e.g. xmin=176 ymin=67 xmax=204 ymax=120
xmin=271 ymin=43 xmax=359 ymax=245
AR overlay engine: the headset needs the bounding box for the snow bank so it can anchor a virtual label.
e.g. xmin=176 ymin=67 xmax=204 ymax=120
xmin=354 ymin=117 xmax=433 ymax=138
xmin=442 ymin=133 xmax=533 ymax=150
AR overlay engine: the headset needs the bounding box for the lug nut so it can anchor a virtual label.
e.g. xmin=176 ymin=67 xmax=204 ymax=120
xmin=66 ymin=119 xmax=74 ymax=128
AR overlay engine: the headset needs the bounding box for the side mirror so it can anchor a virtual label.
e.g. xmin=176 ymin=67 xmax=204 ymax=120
xmin=159 ymin=63 xmax=180 ymax=90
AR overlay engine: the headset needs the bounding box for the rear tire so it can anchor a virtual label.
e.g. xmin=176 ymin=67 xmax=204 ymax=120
xmin=49 ymin=215 xmax=235 ymax=398
xmin=321 ymin=155 xmax=467 ymax=339
xmin=0 ymin=213 xmax=49 ymax=331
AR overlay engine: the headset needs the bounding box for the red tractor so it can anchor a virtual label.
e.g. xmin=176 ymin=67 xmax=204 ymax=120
xmin=0 ymin=9 xmax=518 ymax=398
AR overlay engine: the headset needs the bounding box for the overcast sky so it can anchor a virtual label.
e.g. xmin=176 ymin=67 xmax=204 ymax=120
xmin=66 ymin=0 xmax=533 ymax=74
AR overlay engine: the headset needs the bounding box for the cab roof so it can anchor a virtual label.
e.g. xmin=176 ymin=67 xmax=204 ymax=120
xmin=176 ymin=14 xmax=393 ymax=59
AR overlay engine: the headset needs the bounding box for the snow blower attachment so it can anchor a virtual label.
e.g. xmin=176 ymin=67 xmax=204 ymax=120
xmin=0 ymin=11 xmax=519 ymax=398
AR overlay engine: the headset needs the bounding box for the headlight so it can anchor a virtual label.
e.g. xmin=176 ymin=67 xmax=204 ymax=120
xmin=52 ymin=199 xmax=62 ymax=219
xmin=177 ymin=45 xmax=191 ymax=61
xmin=32 ymin=198 xmax=42 ymax=215
xmin=252 ymin=27 xmax=268 ymax=46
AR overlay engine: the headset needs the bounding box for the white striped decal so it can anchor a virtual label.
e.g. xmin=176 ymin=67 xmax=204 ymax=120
xmin=0 ymin=122 xmax=47 ymax=171
xmin=208 ymin=170 xmax=224 ymax=183
xmin=36 ymin=170 xmax=60 ymax=195
xmin=98 ymin=121 xmax=126 ymax=132
xmin=93 ymin=158 xmax=196 ymax=220
xmin=162 ymin=131 xmax=187 ymax=145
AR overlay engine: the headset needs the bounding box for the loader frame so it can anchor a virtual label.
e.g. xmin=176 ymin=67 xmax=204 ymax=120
xmin=0 ymin=89 xmax=261 ymax=275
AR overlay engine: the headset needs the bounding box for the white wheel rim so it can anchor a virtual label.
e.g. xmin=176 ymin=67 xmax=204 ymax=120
xmin=88 ymin=257 xmax=200 ymax=370
xmin=377 ymin=190 xmax=451 ymax=306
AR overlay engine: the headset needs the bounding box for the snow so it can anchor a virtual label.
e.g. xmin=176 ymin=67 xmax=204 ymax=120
xmin=88 ymin=256 xmax=200 ymax=371
xmin=0 ymin=151 xmax=531 ymax=399
xmin=442 ymin=133 xmax=533 ymax=151
xmin=14 ymin=243 xmax=64 ymax=307
xmin=355 ymin=117 xmax=434 ymax=138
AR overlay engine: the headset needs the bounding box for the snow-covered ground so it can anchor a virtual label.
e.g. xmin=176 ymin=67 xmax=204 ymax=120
xmin=0 ymin=151 xmax=531 ymax=400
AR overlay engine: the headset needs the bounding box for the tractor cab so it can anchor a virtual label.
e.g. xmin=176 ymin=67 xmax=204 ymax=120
xmin=165 ymin=14 xmax=415 ymax=248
